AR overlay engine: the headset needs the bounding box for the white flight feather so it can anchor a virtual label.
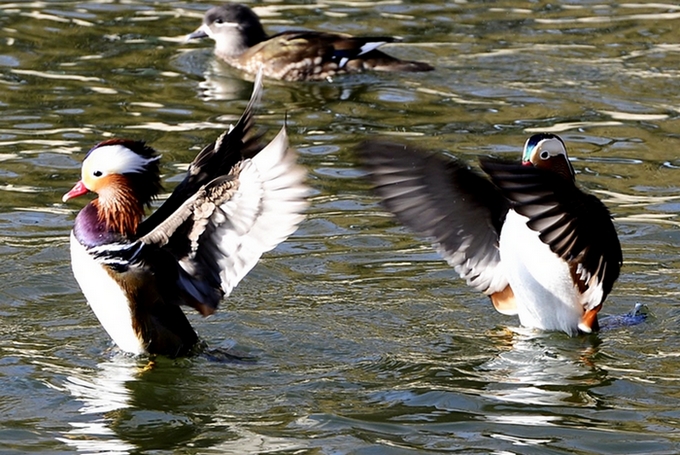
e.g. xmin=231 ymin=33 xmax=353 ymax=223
xmin=359 ymin=41 xmax=386 ymax=56
xmin=338 ymin=42 xmax=385 ymax=68
xmin=578 ymin=258 xmax=605 ymax=311
xmin=180 ymin=127 xmax=308 ymax=297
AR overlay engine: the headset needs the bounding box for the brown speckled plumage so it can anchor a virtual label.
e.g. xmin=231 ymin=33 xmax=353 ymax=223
xmin=187 ymin=3 xmax=433 ymax=81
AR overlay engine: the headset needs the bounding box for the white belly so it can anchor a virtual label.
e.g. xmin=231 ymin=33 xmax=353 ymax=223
xmin=499 ymin=211 xmax=583 ymax=335
xmin=69 ymin=233 xmax=147 ymax=354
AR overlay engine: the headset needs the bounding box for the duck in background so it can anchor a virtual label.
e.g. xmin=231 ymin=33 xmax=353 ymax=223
xmin=359 ymin=134 xmax=623 ymax=336
xmin=186 ymin=3 xmax=433 ymax=81
xmin=62 ymin=74 xmax=308 ymax=357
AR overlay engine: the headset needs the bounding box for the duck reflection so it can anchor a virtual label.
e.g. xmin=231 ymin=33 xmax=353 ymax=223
xmin=56 ymin=352 xmax=312 ymax=453
xmin=181 ymin=46 xmax=377 ymax=107
xmin=197 ymin=59 xmax=254 ymax=102
xmin=58 ymin=353 xmax=141 ymax=453
xmin=59 ymin=354 xmax=213 ymax=453
xmin=174 ymin=48 xmax=252 ymax=103
xmin=475 ymin=327 xmax=606 ymax=408
xmin=369 ymin=327 xmax=609 ymax=429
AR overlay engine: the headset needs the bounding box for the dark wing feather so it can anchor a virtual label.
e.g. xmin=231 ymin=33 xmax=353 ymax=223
xmin=480 ymin=157 xmax=622 ymax=309
xmin=136 ymin=126 xmax=307 ymax=316
xmin=136 ymin=72 xmax=264 ymax=239
xmin=129 ymin=72 xmax=266 ymax=315
xmin=269 ymin=31 xmax=397 ymax=59
xmin=358 ymin=141 xmax=509 ymax=294
xmin=264 ymin=32 xmax=432 ymax=74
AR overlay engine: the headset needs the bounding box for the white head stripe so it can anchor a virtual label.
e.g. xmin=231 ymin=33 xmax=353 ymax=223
xmin=83 ymin=144 xmax=159 ymax=178
xmin=531 ymin=138 xmax=567 ymax=161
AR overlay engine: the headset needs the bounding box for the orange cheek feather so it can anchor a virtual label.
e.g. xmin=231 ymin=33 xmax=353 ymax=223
xmin=96 ymin=174 xmax=145 ymax=236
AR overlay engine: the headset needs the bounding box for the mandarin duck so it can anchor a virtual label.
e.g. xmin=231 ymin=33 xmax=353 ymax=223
xmin=186 ymin=3 xmax=433 ymax=81
xmin=359 ymin=134 xmax=622 ymax=335
xmin=63 ymin=76 xmax=308 ymax=357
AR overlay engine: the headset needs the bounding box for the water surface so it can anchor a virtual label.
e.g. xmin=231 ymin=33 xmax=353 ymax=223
xmin=1 ymin=1 xmax=680 ymax=454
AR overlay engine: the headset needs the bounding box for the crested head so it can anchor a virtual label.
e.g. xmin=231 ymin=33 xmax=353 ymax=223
xmin=82 ymin=139 xmax=162 ymax=206
xmin=522 ymin=133 xmax=575 ymax=181
xmin=189 ymin=3 xmax=268 ymax=56
xmin=85 ymin=139 xmax=158 ymax=171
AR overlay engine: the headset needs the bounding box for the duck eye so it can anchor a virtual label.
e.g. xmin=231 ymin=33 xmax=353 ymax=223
xmin=93 ymin=170 xmax=103 ymax=177
xmin=215 ymin=18 xmax=223 ymax=24
xmin=540 ymin=151 xmax=550 ymax=160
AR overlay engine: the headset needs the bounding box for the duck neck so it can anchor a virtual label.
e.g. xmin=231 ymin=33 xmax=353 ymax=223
xmin=216 ymin=25 xmax=267 ymax=59
xmin=94 ymin=184 xmax=145 ymax=238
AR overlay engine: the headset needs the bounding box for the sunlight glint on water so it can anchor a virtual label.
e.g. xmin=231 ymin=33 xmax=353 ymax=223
xmin=0 ymin=1 xmax=679 ymax=454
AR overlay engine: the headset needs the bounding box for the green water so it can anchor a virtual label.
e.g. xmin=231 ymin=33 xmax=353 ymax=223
xmin=1 ymin=1 xmax=680 ymax=453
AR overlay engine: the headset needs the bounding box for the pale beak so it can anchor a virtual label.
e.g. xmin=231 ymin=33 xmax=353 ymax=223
xmin=186 ymin=25 xmax=209 ymax=42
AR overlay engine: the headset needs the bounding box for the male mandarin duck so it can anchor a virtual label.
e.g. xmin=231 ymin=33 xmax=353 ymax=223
xmin=186 ymin=3 xmax=433 ymax=81
xmin=62 ymin=75 xmax=308 ymax=357
xmin=359 ymin=134 xmax=622 ymax=335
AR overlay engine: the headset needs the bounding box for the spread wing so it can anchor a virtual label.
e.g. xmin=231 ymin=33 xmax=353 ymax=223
xmin=135 ymin=72 xmax=308 ymax=315
xmin=358 ymin=141 xmax=510 ymax=294
xmin=136 ymin=71 xmax=265 ymax=239
xmin=480 ymin=157 xmax=622 ymax=310
xmin=138 ymin=127 xmax=307 ymax=315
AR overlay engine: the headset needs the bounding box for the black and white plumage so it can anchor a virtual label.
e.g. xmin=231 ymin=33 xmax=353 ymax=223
xmin=358 ymin=134 xmax=622 ymax=335
xmin=63 ymin=74 xmax=308 ymax=357
xmin=186 ymin=3 xmax=433 ymax=81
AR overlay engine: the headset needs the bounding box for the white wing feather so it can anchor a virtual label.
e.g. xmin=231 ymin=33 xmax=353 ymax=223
xmin=195 ymin=127 xmax=308 ymax=296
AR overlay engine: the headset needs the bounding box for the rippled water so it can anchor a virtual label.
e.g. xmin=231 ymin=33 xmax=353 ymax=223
xmin=1 ymin=1 xmax=680 ymax=453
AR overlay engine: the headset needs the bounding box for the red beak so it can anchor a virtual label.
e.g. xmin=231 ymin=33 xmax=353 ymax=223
xmin=62 ymin=180 xmax=89 ymax=202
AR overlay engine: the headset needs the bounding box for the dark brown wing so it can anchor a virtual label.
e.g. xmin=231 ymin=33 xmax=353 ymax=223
xmin=268 ymin=31 xmax=397 ymax=65
xmin=255 ymin=32 xmax=432 ymax=76
xmin=136 ymin=72 xmax=264 ymax=239
xmin=358 ymin=141 xmax=509 ymax=294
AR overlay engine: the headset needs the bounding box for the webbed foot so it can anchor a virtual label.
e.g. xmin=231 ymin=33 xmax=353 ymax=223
xmin=599 ymin=303 xmax=649 ymax=331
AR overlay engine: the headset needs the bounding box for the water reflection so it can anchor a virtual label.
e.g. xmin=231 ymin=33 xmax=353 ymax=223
xmin=55 ymin=353 xmax=311 ymax=454
xmin=196 ymin=60 xmax=253 ymax=103
xmin=58 ymin=354 xmax=141 ymax=454
xmin=371 ymin=328 xmax=606 ymax=418
xmin=173 ymin=46 xmax=253 ymax=103
xmin=476 ymin=328 xmax=604 ymax=407
xmin=199 ymin=425 xmax=307 ymax=454
xmin=2 ymin=0 xmax=680 ymax=453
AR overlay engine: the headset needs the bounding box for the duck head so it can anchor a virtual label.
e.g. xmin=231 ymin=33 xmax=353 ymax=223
xmin=522 ymin=133 xmax=575 ymax=182
xmin=187 ymin=4 xmax=268 ymax=58
xmin=63 ymin=139 xmax=162 ymax=236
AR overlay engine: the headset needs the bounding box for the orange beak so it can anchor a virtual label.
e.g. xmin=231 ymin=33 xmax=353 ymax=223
xmin=62 ymin=180 xmax=89 ymax=202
